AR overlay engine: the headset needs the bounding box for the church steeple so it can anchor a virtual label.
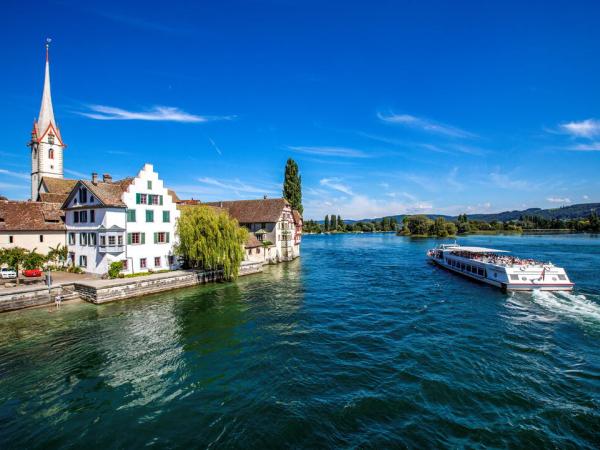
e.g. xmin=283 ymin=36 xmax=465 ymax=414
xmin=29 ymin=39 xmax=66 ymax=201
xmin=37 ymin=39 xmax=57 ymax=139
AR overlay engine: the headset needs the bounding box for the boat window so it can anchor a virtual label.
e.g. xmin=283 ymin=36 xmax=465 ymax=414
xmin=478 ymin=268 xmax=484 ymax=276
xmin=521 ymin=277 xmax=527 ymax=281
xmin=558 ymin=274 xmax=566 ymax=281
xmin=510 ymin=274 xmax=519 ymax=281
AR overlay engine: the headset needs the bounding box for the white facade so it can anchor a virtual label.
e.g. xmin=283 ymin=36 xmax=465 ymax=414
xmin=30 ymin=43 xmax=65 ymax=200
xmin=64 ymin=164 xmax=180 ymax=275
xmin=0 ymin=231 xmax=66 ymax=254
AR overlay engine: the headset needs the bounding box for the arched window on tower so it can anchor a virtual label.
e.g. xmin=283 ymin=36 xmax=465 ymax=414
xmin=48 ymin=148 xmax=54 ymax=159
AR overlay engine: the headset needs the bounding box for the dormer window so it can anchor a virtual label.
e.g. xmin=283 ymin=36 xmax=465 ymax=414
xmin=79 ymin=187 xmax=88 ymax=203
xmin=48 ymin=148 xmax=54 ymax=159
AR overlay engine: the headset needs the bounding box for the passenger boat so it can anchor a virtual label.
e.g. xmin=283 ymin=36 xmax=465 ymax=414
xmin=427 ymin=244 xmax=574 ymax=291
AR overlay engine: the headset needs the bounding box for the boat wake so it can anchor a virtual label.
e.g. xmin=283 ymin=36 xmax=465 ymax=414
xmin=530 ymin=290 xmax=600 ymax=326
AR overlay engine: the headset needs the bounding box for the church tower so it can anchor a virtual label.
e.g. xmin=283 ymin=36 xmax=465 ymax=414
xmin=29 ymin=39 xmax=66 ymax=201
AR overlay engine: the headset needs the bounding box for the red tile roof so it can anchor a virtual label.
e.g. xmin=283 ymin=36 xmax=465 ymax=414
xmin=204 ymin=198 xmax=289 ymax=223
xmin=0 ymin=201 xmax=65 ymax=231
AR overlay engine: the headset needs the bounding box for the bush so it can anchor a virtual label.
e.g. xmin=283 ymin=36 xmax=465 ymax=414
xmin=108 ymin=261 xmax=124 ymax=279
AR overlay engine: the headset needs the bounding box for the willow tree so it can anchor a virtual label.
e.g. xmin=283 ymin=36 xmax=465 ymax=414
xmin=175 ymin=205 xmax=248 ymax=280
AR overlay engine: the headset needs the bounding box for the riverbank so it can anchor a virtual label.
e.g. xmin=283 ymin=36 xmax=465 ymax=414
xmin=0 ymin=261 xmax=263 ymax=313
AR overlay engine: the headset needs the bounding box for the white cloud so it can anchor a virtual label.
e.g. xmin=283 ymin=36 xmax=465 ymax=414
xmin=78 ymin=105 xmax=232 ymax=123
xmin=488 ymin=171 xmax=532 ymax=190
xmin=567 ymin=142 xmax=600 ymax=151
xmin=583 ymin=194 xmax=589 ymax=200
xmin=319 ymin=178 xmax=354 ymax=196
xmin=288 ymin=146 xmax=370 ymax=158
xmin=559 ymin=119 xmax=600 ymax=138
xmin=197 ymin=177 xmax=278 ymax=195
xmin=547 ymin=196 xmax=571 ymax=204
xmin=0 ymin=169 xmax=30 ymax=180
xmin=379 ymin=182 xmax=390 ymax=189
xmin=377 ymin=112 xmax=475 ymax=138
xmin=446 ymin=167 xmax=464 ymax=191
xmin=64 ymin=169 xmax=89 ymax=178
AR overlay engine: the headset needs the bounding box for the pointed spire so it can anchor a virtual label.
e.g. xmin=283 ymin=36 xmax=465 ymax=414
xmin=37 ymin=38 xmax=57 ymax=138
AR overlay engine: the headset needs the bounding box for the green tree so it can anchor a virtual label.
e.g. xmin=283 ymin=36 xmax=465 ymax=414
xmin=175 ymin=206 xmax=248 ymax=280
xmin=22 ymin=250 xmax=46 ymax=270
xmin=283 ymin=158 xmax=303 ymax=214
xmin=324 ymin=215 xmax=329 ymax=231
xmin=404 ymin=215 xmax=433 ymax=235
xmin=0 ymin=247 xmax=28 ymax=285
xmin=47 ymin=243 xmax=68 ymax=268
xmin=433 ymin=217 xmax=448 ymax=237
xmin=445 ymin=222 xmax=457 ymax=236
xmin=330 ymin=214 xmax=337 ymax=231
xmin=108 ymin=261 xmax=124 ymax=279
xmin=337 ymin=215 xmax=343 ymax=231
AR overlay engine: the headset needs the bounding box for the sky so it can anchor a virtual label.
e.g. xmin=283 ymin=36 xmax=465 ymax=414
xmin=1 ymin=0 xmax=599 ymax=220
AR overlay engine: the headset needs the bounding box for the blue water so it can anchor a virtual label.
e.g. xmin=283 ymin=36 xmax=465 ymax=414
xmin=1 ymin=233 xmax=599 ymax=448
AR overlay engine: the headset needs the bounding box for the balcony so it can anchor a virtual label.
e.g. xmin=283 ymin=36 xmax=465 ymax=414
xmin=98 ymin=245 xmax=125 ymax=254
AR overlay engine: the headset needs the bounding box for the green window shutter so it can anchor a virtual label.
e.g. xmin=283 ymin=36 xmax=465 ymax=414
xmin=136 ymin=193 xmax=141 ymax=204
xmin=166 ymin=232 xmax=170 ymax=243
xmin=127 ymin=233 xmax=132 ymax=245
xmin=163 ymin=211 xmax=170 ymax=222
xmin=146 ymin=210 xmax=154 ymax=222
xmin=148 ymin=180 xmax=152 ymax=190
xmin=160 ymin=195 xmax=163 ymax=205
xmin=141 ymin=233 xmax=146 ymax=244
xmin=154 ymin=232 xmax=158 ymax=244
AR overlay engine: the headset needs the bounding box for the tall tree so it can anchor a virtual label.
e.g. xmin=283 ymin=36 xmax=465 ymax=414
xmin=337 ymin=215 xmax=343 ymax=231
xmin=324 ymin=215 xmax=329 ymax=231
xmin=283 ymin=158 xmax=303 ymax=214
xmin=330 ymin=214 xmax=337 ymax=231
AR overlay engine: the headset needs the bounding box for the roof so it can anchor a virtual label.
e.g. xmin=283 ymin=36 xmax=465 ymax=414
xmin=61 ymin=178 xmax=134 ymax=209
xmin=204 ymin=198 xmax=289 ymax=223
xmin=40 ymin=177 xmax=77 ymax=195
xmin=448 ymin=246 xmax=509 ymax=254
xmin=292 ymin=209 xmax=303 ymax=225
xmin=0 ymin=201 xmax=65 ymax=231
xmin=39 ymin=192 xmax=70 ymax=204
xmin=168 ymin=189 xmax=180 ymax=204
xmin=245 ymin=233 xmax=262 ymax=248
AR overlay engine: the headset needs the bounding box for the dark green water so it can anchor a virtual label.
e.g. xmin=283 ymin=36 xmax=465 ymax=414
xmin=1 ymin=234 xmax=599 ymax=448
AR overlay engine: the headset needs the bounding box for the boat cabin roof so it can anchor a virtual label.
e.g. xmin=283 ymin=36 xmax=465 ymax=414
xmin=447 ymin=246 xmax=509 ymax=254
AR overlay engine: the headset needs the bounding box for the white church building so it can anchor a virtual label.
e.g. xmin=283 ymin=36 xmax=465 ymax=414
xmin=26 ymin=41 xmax=180 ymax=276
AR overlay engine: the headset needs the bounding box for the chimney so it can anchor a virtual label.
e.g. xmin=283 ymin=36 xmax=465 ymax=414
xmin=103 ymin=173 xmax=112 ymax=183
xmin=91 ymin=173 xmax=98 ymax=184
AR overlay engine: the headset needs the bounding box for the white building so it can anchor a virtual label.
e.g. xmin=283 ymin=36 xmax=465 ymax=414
xmin=62 ymin=164 xmax=180 ymax=275
xmin=29 ymin=40 xmax=66 ymax=201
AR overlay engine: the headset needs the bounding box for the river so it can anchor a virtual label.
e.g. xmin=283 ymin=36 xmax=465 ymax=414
xmin=1 ymin=233 xmax=599 ymax=448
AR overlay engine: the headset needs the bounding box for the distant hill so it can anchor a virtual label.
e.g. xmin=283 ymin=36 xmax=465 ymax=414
xmin=324 ymin=203 xmax=600 ymax=224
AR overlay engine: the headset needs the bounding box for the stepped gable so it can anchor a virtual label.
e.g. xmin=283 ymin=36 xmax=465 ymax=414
xmin=204 ymin=198 xmax=289 ymax=223
xmin=0 ymin=201 xmax=65 ymax=231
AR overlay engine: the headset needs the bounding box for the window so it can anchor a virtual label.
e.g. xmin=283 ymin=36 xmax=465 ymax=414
xmin=39 ymin=235 xmax=44 ymax=242
xmin=80 ymin=211 xmax=88 ymax=223
xmin=79 ymin=255 xmax=87 ymax=267
xmin=147 ymin=180 xmax=152 ymax=190
xmin=154 ymin=257 xmax=161 ymax=267
xmin=127 ymin=209 xmax=136 ymax=222
xmin=137 ymin=194 xmax=148 ymax=205
xmin=256 ymin=248 xmax=261 ymax=254
xmin=155 ymin=232 xmax=170 ymax=243
xmin=9 ymin=236 xmax=14 ymax=244
xmin=90 ymin=210 xmax=95 ymax=222
xmin=48 ymin=134 xmax=54 ymax=144
xmin=163 ymin=211 xmax=170 ymax=223
xmin=146 ymin=210 xmax=154 ymax=222
xmin=257 ymin=233 xmax=264 ymax=242
xmin=128 ymin=232 xmax=145 ymax=245
xmin=150 ymin=195 xmax=160 ymax=205
xmin=122 ymin=260 xmax=128 ymax=270
xmin=79 ymin=187 xmax=87 ymax=203
xmin=68 ymin=233 xmax=75 ymax=245
xmin=558 ymin=274 xmax=567 ymax=281
xmin=118 ymin=235 xmax=123 ymax=246
xmin=74 ymin=211 xmax=79 ymax=223
xmin=80 ymin=233 xmax=88 ymax=246
xmin=90 ymin=196 xmax=94 ymax=203
xmin=510 ymin=274 xmax=520 ymax=281
xmin=89 ymin=233 xmax=97 ymax=246
xmin=140 ymin=258 xmax=147 ymax=269
xmin=48 ymin=148 xmax=54 ymax=159
xmin=168 ymin=255 xmax=174 ymax=266
xmin=108 ymin=236 xmax=116 ymax=246
xmin=100 ymin=235 xmax=106 ymax=246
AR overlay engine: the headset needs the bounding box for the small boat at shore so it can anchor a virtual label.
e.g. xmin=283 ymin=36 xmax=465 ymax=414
xmin=427 ymin=244 xmax=574 ymax=291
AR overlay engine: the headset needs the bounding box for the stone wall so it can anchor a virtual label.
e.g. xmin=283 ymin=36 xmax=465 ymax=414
xmin=74 ymin=270 xmax=223 ymax=304
xmin=0 ymin=284 xmax=79 ymax=313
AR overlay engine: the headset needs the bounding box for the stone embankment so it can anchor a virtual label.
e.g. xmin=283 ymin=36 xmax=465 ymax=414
xmin=0 ymin=262 xmax=263 ymax=312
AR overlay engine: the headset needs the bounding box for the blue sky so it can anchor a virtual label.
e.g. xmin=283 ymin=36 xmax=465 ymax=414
xmin=1 ymin=0 xmax=599 ymax=219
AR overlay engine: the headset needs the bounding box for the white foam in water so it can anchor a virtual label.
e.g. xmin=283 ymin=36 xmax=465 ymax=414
xmin=530 ymin=290 xmax=600 ymax=324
